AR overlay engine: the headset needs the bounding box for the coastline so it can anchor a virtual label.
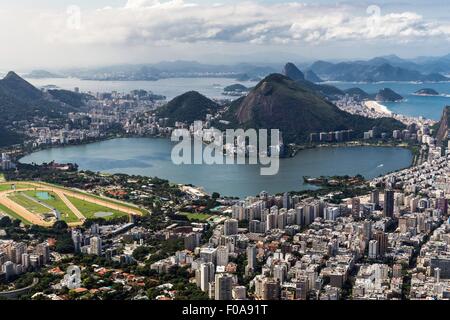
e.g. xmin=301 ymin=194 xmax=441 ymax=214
xmin=364 ymin=100 xmax=393 ymax=115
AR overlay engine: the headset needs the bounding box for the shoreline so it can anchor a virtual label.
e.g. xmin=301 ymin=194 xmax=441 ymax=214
xmin=363 ymin=100 xmax=393 ymax=115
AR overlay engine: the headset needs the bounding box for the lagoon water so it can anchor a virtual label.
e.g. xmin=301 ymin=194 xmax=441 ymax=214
xmin=20 ymin=138 xmax=413 ymax=198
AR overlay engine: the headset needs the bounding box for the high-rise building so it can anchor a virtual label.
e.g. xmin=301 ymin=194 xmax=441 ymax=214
xmin=266 ymin=213 xmax=277 ymax=231
xmin=370 ymin=190 xmax=380 ymax=208
xmin=2 ymin=261 xmax=15 ymax=281
xmin=363 ymin=220 xmax=372 ymax=242
xmin=232 ymin=286 xmax=247 ymax=300
xmin=368 ymin=240 xmax=378 ymax=259
xmin=273 ymin=264 xmax=287 ymax=284
xmin=263 ymin=278 xmax=280 ymax=300
xmin=36 ymin=243 xmax=50 ymax=265
xmin=215 ymin=273 xmax=233 ymax=300
xmin=246 ymin=245 xmax=257 ymax=275
xmin=72 ymin=230 xmax=83 ymax=253
xmin=200 ymin=262 xmax=215 ymax=292
xmin=223 ymin=219 xmax=238 ymax=236
xmin=437 ymin=197 xmax=448 ymax=215
xmin=383 ymin=190 xmax=395 ymax=218
xmin=351 ymin=198 xmax=361 ymax=216
xmin=21 ymin=253 xmax=30 ymax=270
xmin=200 ymin=247 xmax=217 ymax=265
xmin=216 ymin=246 xmax=229 ymax=267
xmin=375 ymin=231 xmax=388 ymax=257
xmin=90 ymin=237 xmax=102 ymax=256
xmin=184 ymin=232 xmax=200 ymax=251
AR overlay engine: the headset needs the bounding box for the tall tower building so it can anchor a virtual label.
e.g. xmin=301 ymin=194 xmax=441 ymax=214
xmin=90 ymin=237 xmax=102 ymax=256
xmin=215 ymin=273 xmax=233 ymax=300
xmin=216 ymin=246 xmax=229 ymax=267
xmin=200 ymin=262 xmax=215 ymax=292
xmin=383 ymin=190 xmax=395 ymax=218
xmin=246 ymin=245 xmax=257 ymax=275
xmin=223 ymin=219 xmax=238 ymax=236
xmin=375 ymin=231 xmax=388 ymax=257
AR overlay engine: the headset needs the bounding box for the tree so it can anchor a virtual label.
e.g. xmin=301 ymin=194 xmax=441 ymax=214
xmin=0 ymin=216 xmax=12 ymax=228
xmin=212 ymin=192 xmax=220 ymax=199
xmin=53 ymin=220 xmax=69 ymax=232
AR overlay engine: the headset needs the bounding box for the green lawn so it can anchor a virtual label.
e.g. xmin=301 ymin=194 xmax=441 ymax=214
xmin=8 ymin=193 xmax=51 ymax=215
xmin=23 ymin=191 xmax=79 ymax=223
xmin=0 ymin=203 xmax=31 ymax=225
xmin=36 ymin=182 xmax=147 ymax=215
xmin=66 ymin=195 xmax=127 ymax=220
xmin=180 ymin=212 xmax=211 ymax=221
xmin=0 ymin=183 xmax=35 ymax=192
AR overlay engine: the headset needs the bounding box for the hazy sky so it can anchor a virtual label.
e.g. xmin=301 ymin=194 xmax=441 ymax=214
xmin=1 ymin=0 xmax=449 ymax=70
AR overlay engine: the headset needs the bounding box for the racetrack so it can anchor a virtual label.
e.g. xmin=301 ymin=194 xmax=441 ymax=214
xmin=0 ymin=182 xmax=143 ymax=227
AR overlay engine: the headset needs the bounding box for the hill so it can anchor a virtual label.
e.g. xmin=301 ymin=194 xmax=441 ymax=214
xmin=222 ymin=74 xmax=404 ymax=143
xmin=436 ymin=106 xmax=450 ymax=144
xmin=223 ymin=84 xmax=249 ymax=93
xmin=282 ymin=63 xmax=305 ymax=81
xmin=0 ymin=72 xmax=85 ymax=147
xmin=281 ymin=63 xmax=344 ymax=99
xmin=156 ymin=91 xmax=220 ymax=125
xmin=344 ymin=88 xmax=371 ymax=100
xmin=414 ymin=88 xmax=439 ymax=96
xmin=375 ymin=88 xmax=403 ymax=102
xmin=48 ymin=89 xmax=93 ymax=108
xmin=305 ymin=70 xmax=323 ymax=83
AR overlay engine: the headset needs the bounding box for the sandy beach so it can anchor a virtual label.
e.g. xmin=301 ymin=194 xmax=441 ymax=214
xmin=364 ymin=101 xmax=393 ymax=116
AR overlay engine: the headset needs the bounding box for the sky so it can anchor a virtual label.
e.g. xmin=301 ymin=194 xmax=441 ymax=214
xmin=0 ymin=0 xmax=449 ymax=71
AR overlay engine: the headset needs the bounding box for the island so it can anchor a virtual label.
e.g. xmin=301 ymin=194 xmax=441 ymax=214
xmin=222 ymin=84 xmax=250 ymax=96
xmin=375 ymin=88 xmax=404 ymax=102
xmin=414 ymin=88 xmax=439 ymax=96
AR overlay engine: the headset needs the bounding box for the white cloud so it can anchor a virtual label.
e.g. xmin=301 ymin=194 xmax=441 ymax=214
xmin=41 ymin=1 xmax=450 ymax=47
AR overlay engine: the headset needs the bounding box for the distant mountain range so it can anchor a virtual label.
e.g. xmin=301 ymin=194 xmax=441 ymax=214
xmin=309 ymin=59 xmax=448 ymax=82
xmin=28 ymin=53 xmax=449 ymax=83
xmin=24 ymin=70 xmax=66 ymax=79
xmin=0 ymin=72 xmax=87 ymax=147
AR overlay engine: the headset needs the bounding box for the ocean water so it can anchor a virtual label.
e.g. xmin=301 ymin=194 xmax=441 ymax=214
xmin=20 ymin=138 xmax=413 ymax=198
xmin=26 ymin=77 xmax=258 ymax=101
xmin=331 ymin=81 xmax=450 ymax=120
xmin=26 ymin=76 xmax=450 ymax=120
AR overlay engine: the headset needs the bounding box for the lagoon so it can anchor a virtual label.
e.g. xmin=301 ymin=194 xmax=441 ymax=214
xmin=20 ymin=138 xmax=413 ymax=198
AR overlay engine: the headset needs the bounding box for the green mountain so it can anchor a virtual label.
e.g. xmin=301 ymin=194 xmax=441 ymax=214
xmin=156 ymin=91 xmax=220 ymax=125
xmin=221 ymin=74 xmax=404 ymax=143
xmin=344 ymin=88 xmax=371 ymax=100
xmin=223 ymin=84 xmax=249 ymax=93
xmin=436 ymin=106 xmax=450 ymax=144
xmin=0 ymin=72 xmax=83 ymax=147
xmin=375 ymin=88 xmax=403 ymax=102
xmin=48 ymin=89 xmax=93 ymax=108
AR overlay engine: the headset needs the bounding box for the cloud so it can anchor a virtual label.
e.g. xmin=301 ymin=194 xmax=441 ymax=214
xmin=31 ymin=1 xmax=450 ymax=47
